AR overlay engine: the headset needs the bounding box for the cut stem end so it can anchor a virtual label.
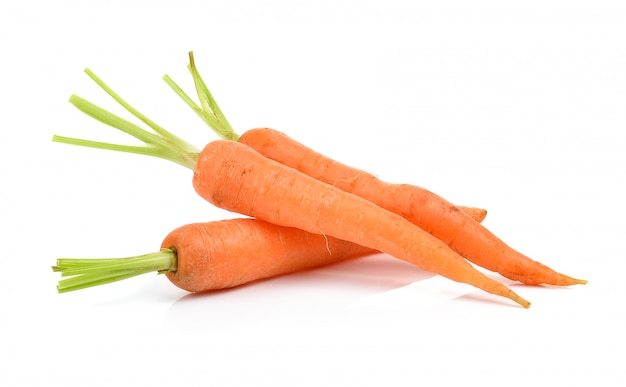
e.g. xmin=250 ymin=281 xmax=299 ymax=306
xmin=53 ymin=248 xmax=177 ymax=293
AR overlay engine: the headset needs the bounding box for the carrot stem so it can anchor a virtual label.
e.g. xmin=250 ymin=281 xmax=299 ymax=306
xmin=163 ymin=51 xmax=240 ymax=141
xmin=53 ymin=73 xmax=200 ymax=170
xmin=83 ymin=68 xmax=196 ymax=152
xmin=53 ymin=249 xmax=177 ymax=293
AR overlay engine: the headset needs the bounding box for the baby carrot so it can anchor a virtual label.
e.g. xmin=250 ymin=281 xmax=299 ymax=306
xmin=53 ymin=218 xmax=375 ymax=293
xmin=166 ymin=52 xmax=585 ymax=287
xmin=52 ymin=74 xmax=530 ymax=308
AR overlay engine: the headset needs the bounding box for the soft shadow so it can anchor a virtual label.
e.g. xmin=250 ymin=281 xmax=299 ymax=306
xmin=163 ymin=254 xmax=435 ymax=331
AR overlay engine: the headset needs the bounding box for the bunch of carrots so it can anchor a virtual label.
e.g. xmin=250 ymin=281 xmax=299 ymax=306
xmin=52 ymin=52 xmax=587 ymax=308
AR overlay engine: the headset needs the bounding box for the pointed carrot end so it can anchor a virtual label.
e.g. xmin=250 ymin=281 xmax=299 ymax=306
xmin=508 ymin=289 xmax=531 ymax=308
xmin=503 ymin=290 xmax=531 ymax=309
xmin=517 ymin=297 xmax=531 ymax=309
xmin=542 ymin=272 xmax=589 ymax=286
xmin=561 ymin=275 xmax=588 ymax=286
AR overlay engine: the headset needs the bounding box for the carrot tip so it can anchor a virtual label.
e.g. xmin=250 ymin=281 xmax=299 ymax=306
xmin=517 ymin=297 xmax=531 ymax=309
xmin=508 ymin=290 xmax=531 ymax=309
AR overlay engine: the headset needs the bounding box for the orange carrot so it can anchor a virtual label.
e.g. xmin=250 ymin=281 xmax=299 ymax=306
xmin=52 ymin=78 xmax=530 ymax=308
xmin=53 ymin=218 xmax=375 ymax=293
xmin=460 ymin=207 xmax=487 ymax=223
xmin=165 ymin=52 xmax=585 ymax=287
xmin=192 ymin=140 xmax=530 ymax=307
xmin=164 ymin=219 xmax=375 ymax=291
xmin=238 ymin=128 xmax=586 ymax=286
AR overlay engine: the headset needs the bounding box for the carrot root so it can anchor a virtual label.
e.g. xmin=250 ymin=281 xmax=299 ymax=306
xmin=193 ymin=140 xmax=530 ymax=308
xmin=52 ymin=219 xmax=377 ymax=294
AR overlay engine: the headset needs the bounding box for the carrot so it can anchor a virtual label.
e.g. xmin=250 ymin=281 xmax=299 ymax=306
xmin=53 ymin=218 xmax=375 ymax=293
xmin=198 ymin=140 xmax=531 ymax=307
xmin=165 ymin=52 xmax=586 ymax=287
xmin=241 ymin=128 xmax=585 ymax=286
xmin=52 ymin=71 xmax=530 ymax=308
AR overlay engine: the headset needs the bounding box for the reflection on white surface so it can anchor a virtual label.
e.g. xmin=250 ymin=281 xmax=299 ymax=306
xmin=350 ymin=275 xmax=480 ymax=312
xmin=163 ymin=254 xmax=432 ymax=331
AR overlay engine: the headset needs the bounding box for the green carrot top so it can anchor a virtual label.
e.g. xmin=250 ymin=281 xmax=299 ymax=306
xmin=52 ymin=52 xmax=239 ymax=170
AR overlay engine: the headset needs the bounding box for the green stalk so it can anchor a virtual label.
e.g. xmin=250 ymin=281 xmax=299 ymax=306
xmin=53 ymin=69 xmax=200 ymax=170
xmin=51 ymin=135 xmax=196 ymax=169
xmin=163 ymin=51 xmax=241 ymax=141
xmin=51 ymin=54 xmax=237 ymax=293
xmin=52 ymin=249 xmax=177 ymax=293
xmin=83 ymin=68 xmax=198 ymax=153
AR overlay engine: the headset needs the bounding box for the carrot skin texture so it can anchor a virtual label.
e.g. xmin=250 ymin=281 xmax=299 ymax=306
xmin=238 ymin=128 xmax=585 ymax=286
xmin=162 ymin=219 xmax=374 ymax=292
xmin=193 ymin=140 xmax=530 ymax=307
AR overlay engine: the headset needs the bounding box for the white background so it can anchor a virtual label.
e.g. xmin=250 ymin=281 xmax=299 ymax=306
xmin=1 ymin=1 xmax=625 ymax=386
